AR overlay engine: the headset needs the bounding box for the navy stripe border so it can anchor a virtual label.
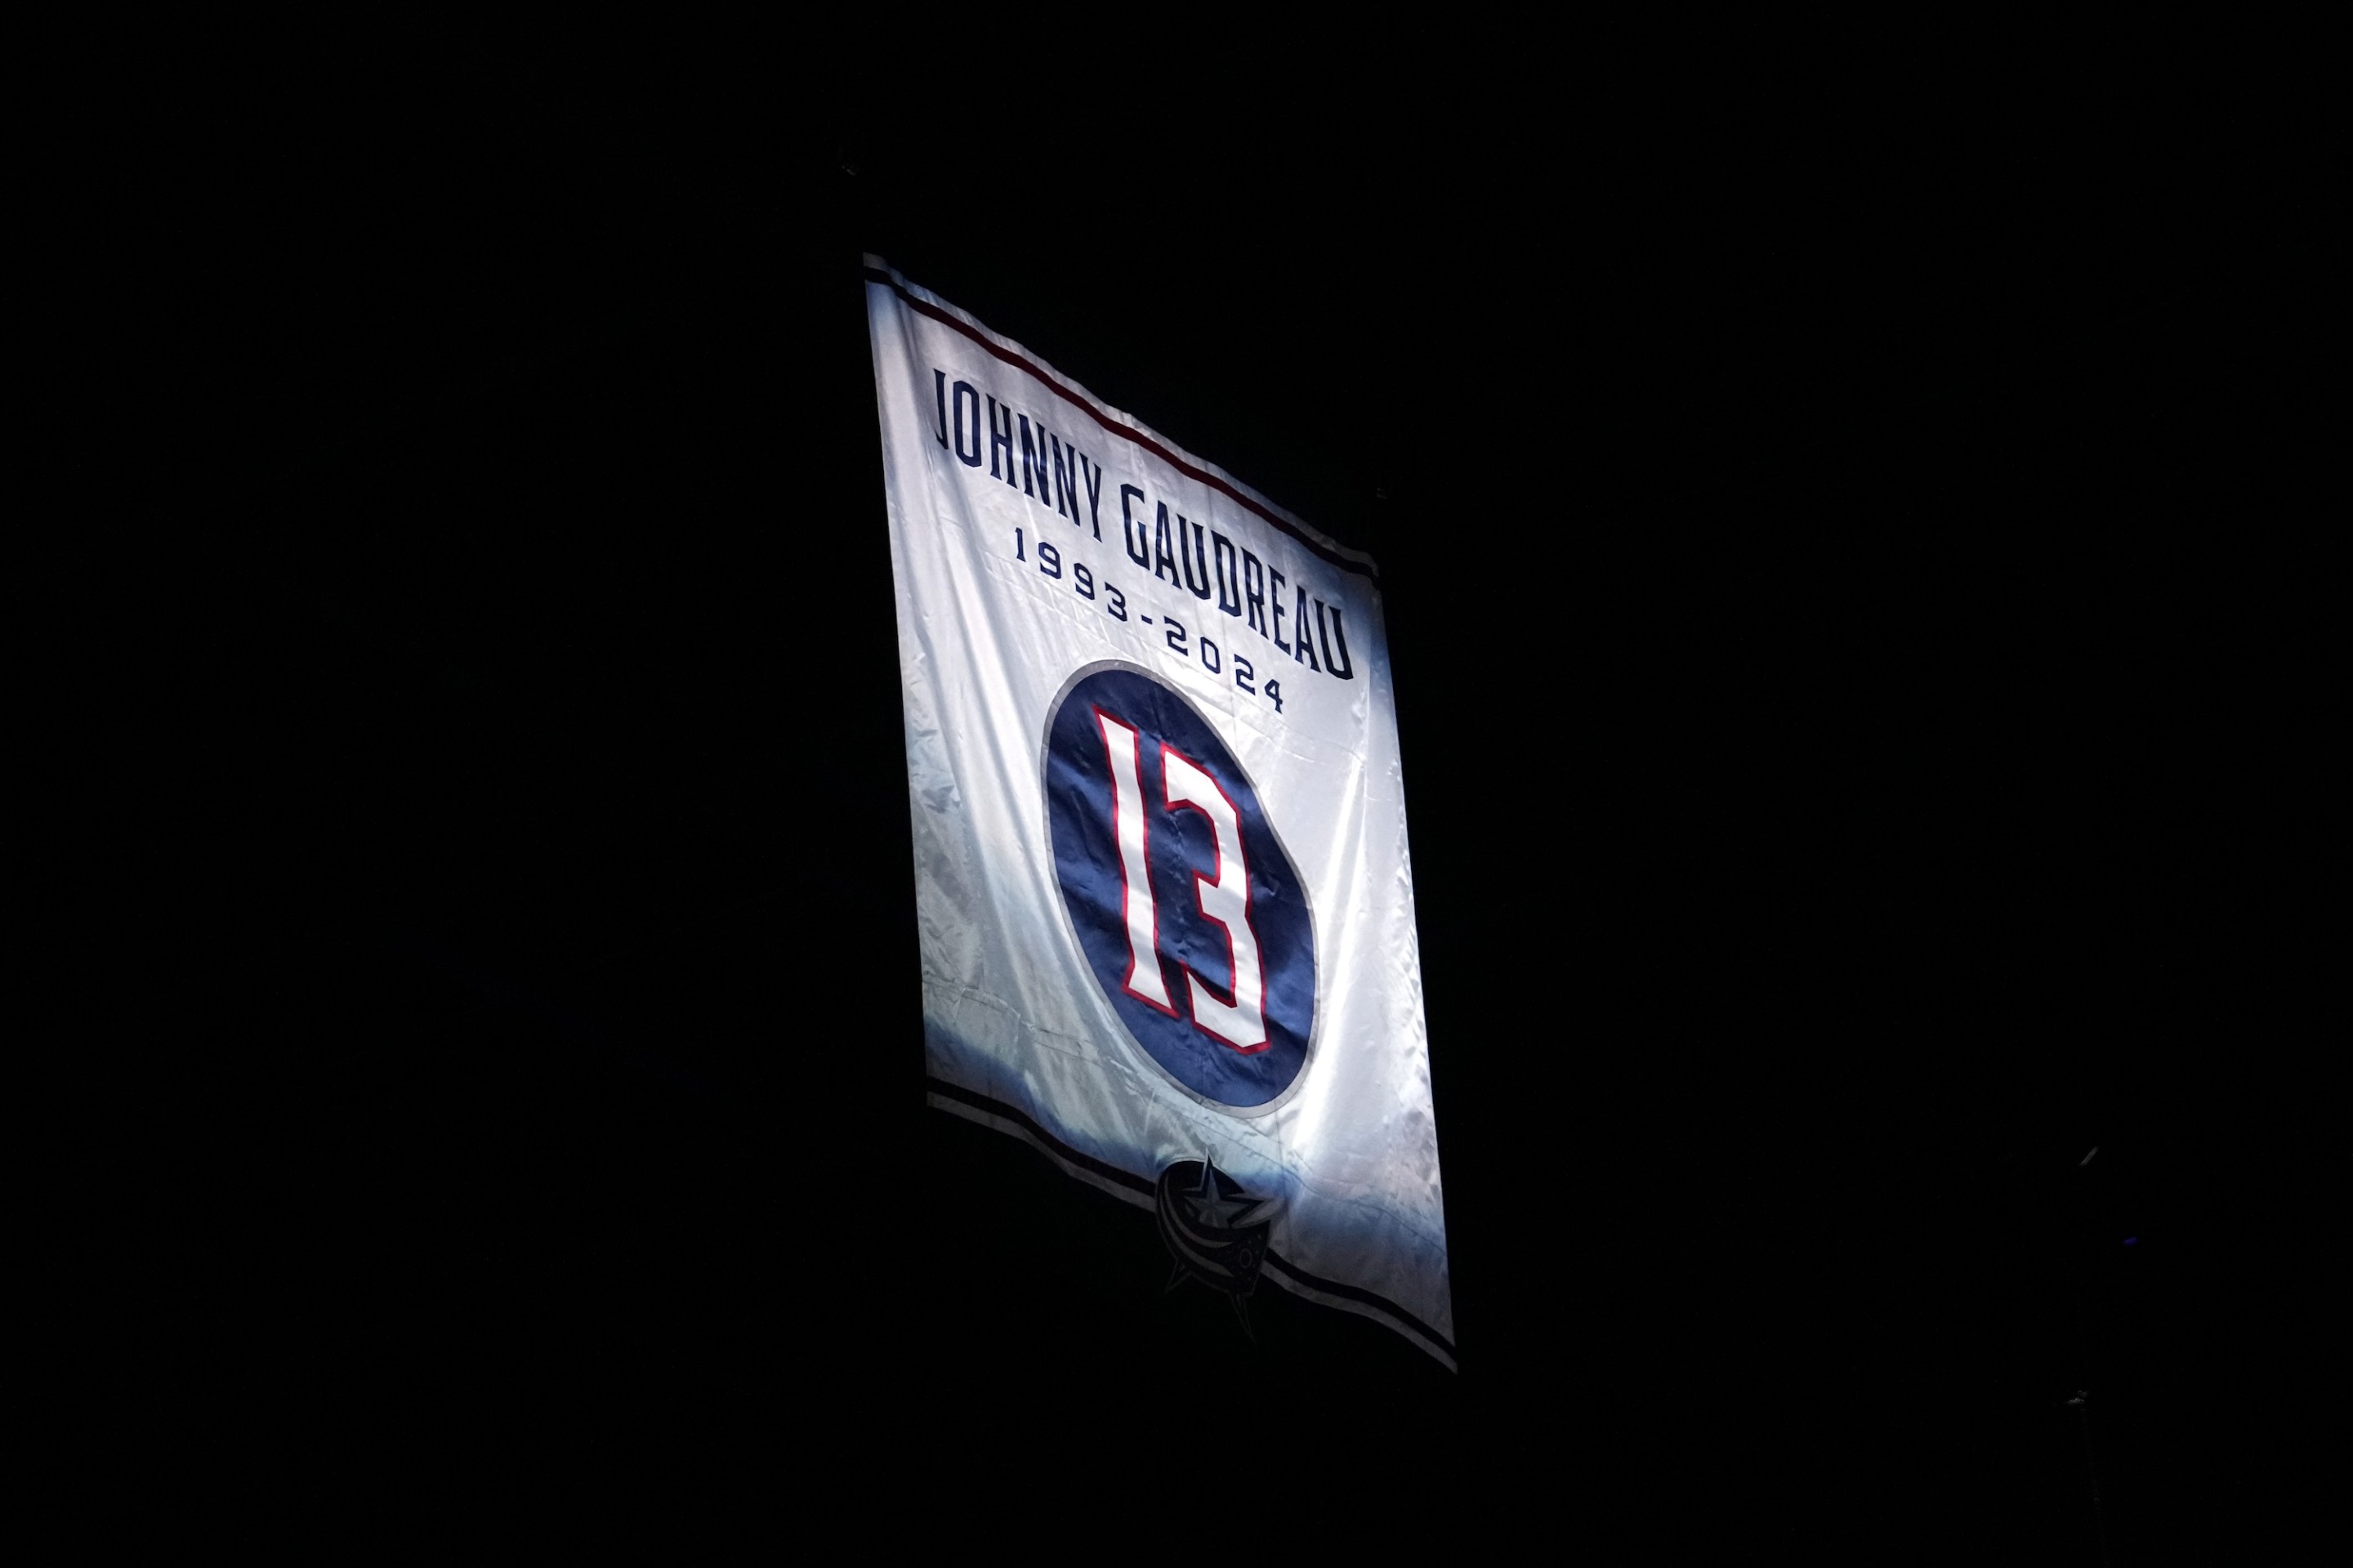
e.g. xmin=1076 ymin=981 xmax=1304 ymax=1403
xmin=923 ymin=1075 xmax=1456 ymax=1364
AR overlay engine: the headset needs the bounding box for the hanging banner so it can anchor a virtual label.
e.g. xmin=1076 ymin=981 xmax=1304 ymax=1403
xmin=865 ymin=257 xmax=1453 ymax=1366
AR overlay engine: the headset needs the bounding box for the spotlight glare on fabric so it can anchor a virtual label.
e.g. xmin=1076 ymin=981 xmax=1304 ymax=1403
xmin=865 ymin=258 xmax=1453 ymax=1366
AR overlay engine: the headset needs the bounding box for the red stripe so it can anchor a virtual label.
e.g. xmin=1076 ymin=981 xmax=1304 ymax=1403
xmin=865 ymin=266 xmax=1378 ymax=581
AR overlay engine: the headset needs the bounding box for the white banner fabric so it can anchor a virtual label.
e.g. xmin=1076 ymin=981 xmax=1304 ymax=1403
xmin=866 ymin=259 xmax=1453 ymax=1366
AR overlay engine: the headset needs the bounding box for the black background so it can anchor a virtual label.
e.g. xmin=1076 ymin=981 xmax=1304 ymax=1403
xmin=26 ymin=25 xmax=2328 ymax=1556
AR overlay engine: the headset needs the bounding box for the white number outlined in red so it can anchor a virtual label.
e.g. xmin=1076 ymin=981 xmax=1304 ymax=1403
xmin=1092 ymin=706 xmax=1268 ymax=1052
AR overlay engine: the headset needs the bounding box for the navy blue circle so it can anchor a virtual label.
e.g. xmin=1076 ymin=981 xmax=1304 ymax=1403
xmin=1046 ymin=668 xmax=1315 ymax=1109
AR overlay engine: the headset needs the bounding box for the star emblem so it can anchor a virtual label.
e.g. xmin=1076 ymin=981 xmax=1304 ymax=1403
xmin=1185 ymin=1155 xmax=1279 ymax=1230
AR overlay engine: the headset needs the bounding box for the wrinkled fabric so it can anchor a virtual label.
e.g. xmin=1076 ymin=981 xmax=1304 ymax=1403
xmin=868 ymin=260 xmax=1452 ymax=1364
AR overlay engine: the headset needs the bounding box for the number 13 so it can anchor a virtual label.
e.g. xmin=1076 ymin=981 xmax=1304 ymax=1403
xmin=1093 ymin=708 xmax=1268 ymax=1054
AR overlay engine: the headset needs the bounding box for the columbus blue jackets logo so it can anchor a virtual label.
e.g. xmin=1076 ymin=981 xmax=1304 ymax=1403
xmin=1044 ymin=663 xmax=1316 ymax=1111
xmin=1156 ymin=1155 xmax=1279 ymax=1337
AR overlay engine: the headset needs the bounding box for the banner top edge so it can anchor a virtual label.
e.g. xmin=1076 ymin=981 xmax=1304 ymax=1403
xmin=861 ymin=255 xmax=1381 ymax=581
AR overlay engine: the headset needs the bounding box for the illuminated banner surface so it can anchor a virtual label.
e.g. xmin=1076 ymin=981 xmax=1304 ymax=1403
xmin=866 ymin=258 xmax=1452 ymax=1365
